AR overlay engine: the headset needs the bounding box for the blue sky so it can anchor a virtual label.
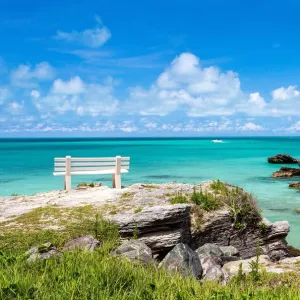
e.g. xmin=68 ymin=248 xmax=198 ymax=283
xmin=1 ymin=0 xmax=300 ymax=136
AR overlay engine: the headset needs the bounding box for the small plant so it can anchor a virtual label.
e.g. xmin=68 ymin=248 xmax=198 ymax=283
xmin=11 ymin=193 xmax=22 ymax=197
xmin=249 ymin=242 xmax=261 ymax=282
xmin=258 ymin=221 xmax=267 ymax=233
xmin=133 ymin=223 xmax=139 ymax=239
xmin=190 ymin=186 xmax=222 ymax=211
xmin=77 ymin=182 xmax=95 ymax=188
xmin=120 ymin=192 xmax=135 ymax=200
xmin=134 ymin=207 xmax=142 ymax=214
xmin=210 ymin=179 xmax=228 ymax=194
xmin=169 ymin=191 xmax=188 ymax=204
xmin=235 ymin=262 xmax=246 ymax=283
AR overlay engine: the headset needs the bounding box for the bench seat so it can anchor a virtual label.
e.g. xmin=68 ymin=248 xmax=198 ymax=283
xmin=53 ymin=169 xmax=129 ymax=176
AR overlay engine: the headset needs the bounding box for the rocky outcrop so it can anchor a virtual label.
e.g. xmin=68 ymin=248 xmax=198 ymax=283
xmin=26 ymin=242 xmax=61 ymax=262
xmin=289 ymin=182 xmax=300 ymax=189
xmin=268 ymin=154 xmax=299 ymax=164
xmin=196 ymin=243 xmax=224 ymax=259
xmin=272 ymin=167 xmax=300 ymax=178
xmin=62 ymin=236 xmax=101 ymax=252
xmin=159 ymin=243 xmax=202 ymax=279
xmin=109 ymin=205 xmax=191 ymax=256
xmin=113 ymin=240 xmax=154 ymax=264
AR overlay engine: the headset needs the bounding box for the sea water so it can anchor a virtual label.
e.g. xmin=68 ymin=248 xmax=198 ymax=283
xmin=0 ymin=137 xmax=299 ymax=247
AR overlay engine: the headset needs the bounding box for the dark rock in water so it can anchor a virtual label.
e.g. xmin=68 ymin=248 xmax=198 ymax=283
xmin=220 ymin=246 xmax=239 ymax=257
xmin=289 ymin=182 xmax=300 ymax=189
xmin=26 ymin=242 xmax=61 ymax=262
xmin=62 ymin=236 xmax=101 ymax=252
xmin=113 ymin=240 xmax=154 ymax=264
xmin=159 ymin=243 xmax=203 ymax=279
xmin=196 ymin=243 xmax=223 ymax=259
xmin=201 ymin=256 xmax=225 ymax=282
xmin=273 ymin=167 xmax=300 ymax=178
xmin=268 ymin=154 xmax=299 ymax=164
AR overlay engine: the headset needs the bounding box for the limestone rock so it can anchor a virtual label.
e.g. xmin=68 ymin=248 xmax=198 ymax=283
xmin=201 ymin=256 xmax=225 ymax=282
xmin=272 ymin=167 xmax=300 ymax=178
xmin=190 ymin=212 xmax=290 ymax=261
xmin=268 ymin=154 xmax=298 ymax=164
xmin=26 ymin=242 xmax=61 ymax=262
xmin=220 ymin=246 xmax=239 ymax=257
xmin=113 ymin=240 xmax=154 ymax=264
xmin=62 ymin=236 xmax=101 ymax=252
xmin=196 ymin=243 xmax=223 ymax=259
xmin=289 ymin=182 xmax=300 ymax=189
xmin=109 ymin=205 xmax=191 ymax=255
xmin=159 ymin=243 xmax=203 ymax=279
xmin=279 ymin=256 xmax=300 ymax=264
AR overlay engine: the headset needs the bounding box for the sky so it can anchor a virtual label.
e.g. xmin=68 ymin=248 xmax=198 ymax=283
xmin=1 ymin=0 xmax=300 ymax=137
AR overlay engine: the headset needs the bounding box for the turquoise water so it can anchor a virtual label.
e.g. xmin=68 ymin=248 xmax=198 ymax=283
xmin=0 ymin=137 xmax=300 ymax=247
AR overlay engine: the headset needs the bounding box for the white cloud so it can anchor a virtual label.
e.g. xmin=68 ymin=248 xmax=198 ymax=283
xmin=272 ymin=85 xmax=300 ymax=101
xmin=35 ymin=76 xmax=119 ymax=116
xmin=30 ymin=90 xmax=40 ymax=99
xmin=236 ymin=122 xmax=264 ymax=131
xmin=7 ymin=101 xmax=24 ymax=114
xmin=11 ymin=62 xmax=55 ymax=87
xmin=52 ymin=76 xmax=85 ymax=95
xmin=118 ymin=121 xmax=137 ymax=132
xmin=0 ymin=87 xmax=10 ymax=104
xmin=55 ymin=16 xmax=111 ymax=48
xmin=285 ymin=121 xmax=300 ymax=132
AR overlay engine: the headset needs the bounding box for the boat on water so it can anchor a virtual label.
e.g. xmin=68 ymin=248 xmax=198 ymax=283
xmin=211 ymin=139 xmax=223 ymax=143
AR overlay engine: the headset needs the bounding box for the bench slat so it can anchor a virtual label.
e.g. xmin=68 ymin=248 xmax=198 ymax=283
xmin=53 ymin=169 xmax=129 ymax=176
xmin=55 ymin=157 xmax=130 ymax=162
xmin=55 ymin=162 xmax=129 ymax=167
xmin=54 ymin=166 xmax=130 ymax=172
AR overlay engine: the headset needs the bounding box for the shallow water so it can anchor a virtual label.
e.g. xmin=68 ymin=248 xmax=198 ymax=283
xmin=0 ymin=137 xmax=299 ymax=247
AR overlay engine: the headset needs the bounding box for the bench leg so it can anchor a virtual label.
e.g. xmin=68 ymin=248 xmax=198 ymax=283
xmin=115 ymin=174 xmax=121 ymax=189
xmin=64 ymin=175 xmax=71 ymax=191
xmin=112 ymin=174 xmax=116 ymax=188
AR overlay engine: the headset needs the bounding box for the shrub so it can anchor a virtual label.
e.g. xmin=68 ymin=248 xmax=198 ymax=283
xmin=190 ymin=186 xmax=222 ymax=211
xmin=169 ymin=191 xmax=188 ymax=204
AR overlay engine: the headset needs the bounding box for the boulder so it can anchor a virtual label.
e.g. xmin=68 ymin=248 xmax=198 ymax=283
xmin=159 ymin=243 xmax=203 ymax=279
xmin=113 ymin=240 xmax=154 ymax=264
xmin=220 ymin=246 xmax=239 ymax=257
xmin=62 ymin=236 xmax=101 ymax=252
xmin=268 ymin=154 xmax=298 ymax=164
xmin=272 ymin=167 xmax=300 ymax=178
xmin=196 ymin=243 xmax=223 ymax=259
xmin=109 ymin=205 xmax=191 ymax=255
xmin=289 ymin=182 xmax=300 ymax=189
xmin=26 ymin=242 xmax=61 ymax=262
xmin=201 ymin=256 xmax=225 ymax=282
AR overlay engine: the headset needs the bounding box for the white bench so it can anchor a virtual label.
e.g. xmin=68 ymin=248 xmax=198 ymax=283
xmin=53 ymin=156 xmax=130 ymax=190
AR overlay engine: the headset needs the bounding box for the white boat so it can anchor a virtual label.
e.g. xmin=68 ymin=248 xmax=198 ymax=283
xmin=212 ymin=139 xmax=223 ymax=143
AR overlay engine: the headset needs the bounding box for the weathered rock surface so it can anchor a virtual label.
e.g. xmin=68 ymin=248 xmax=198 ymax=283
xmin=159 ymin=243 xmax=203 ymax=279
xmin=201 ymin=256 xmax=225 ymax=282
xmin=220 ymin=246 xmax=239 ymax=257
xmin=62 ymin=236 xmax=101 ymax=252
xmin=190 ymin=213 xmax=290 ymax=261
xmin=223 ymin=255 xmax=297 ymax=279
xmin=196 ymin=243 xmax=224 ymax=259
xmin=272 ymin=167 xmax=300 ymax=178
xmin=26 ymin=242 xmax=61 ymax=262
xmin=109 ymin=205 xmax=191 ymax=255
xmin=289 ymin=182 xmax=300 ymax=189
xmin=113 ymin=240 xmax=154 ymax=264
xmin=268 ymin=154 xmax=299 ymax=164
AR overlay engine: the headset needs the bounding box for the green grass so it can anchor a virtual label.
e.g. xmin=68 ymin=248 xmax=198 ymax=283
xmin=1 ymin=210 xmax=300 ymax=299
xmin=169 ymin=191 xmax=189 ymax=204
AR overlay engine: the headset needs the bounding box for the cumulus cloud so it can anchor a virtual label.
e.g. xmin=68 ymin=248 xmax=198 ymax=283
xmin=11 ymin=62 xmax=55 ymax=87
xmin=272 ymin=85 xmax=300 ymax=101
xmin=55 ymin=16 xmax=111 ymax=48
xmin=35 ymin=76 xmax=119 ymax=116
xmin=30 ymin=90 xmax=40 ymax=99
xmin=7 ymin=101 xmax=24 ymax=114
xmin=236 ymin=122 xmax=264 ymax=131
xmin=285 ymin=121 xmax=300 ymax=132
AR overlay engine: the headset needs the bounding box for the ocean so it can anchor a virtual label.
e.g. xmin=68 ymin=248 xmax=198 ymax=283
xmin=0 ymin=137 xmax=299 ymax=247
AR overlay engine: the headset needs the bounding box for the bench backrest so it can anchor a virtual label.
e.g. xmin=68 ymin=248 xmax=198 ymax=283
xmin=54 ymin=156 xmax=130 ymax=174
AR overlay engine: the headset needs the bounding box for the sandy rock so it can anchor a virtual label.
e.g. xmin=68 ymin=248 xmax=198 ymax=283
xmin=268 ymin=154 xmax=298 ymax=164
xmin=159 ymin=243 xmax=203 ymax=279
xmin=201 ymin=256 xmax=225 ymax=282
xmin=62 ymin=236 xmax=101 ymax=252
xmin=289 ymin=182 xmax=300 ymax=189
xmin=196 ymin=243 xmax=223 ymax=259
xmin=113 ymin=240 xmax=154 ymax=264
xmin=220 ymin=246 xmax=239 ymax=257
